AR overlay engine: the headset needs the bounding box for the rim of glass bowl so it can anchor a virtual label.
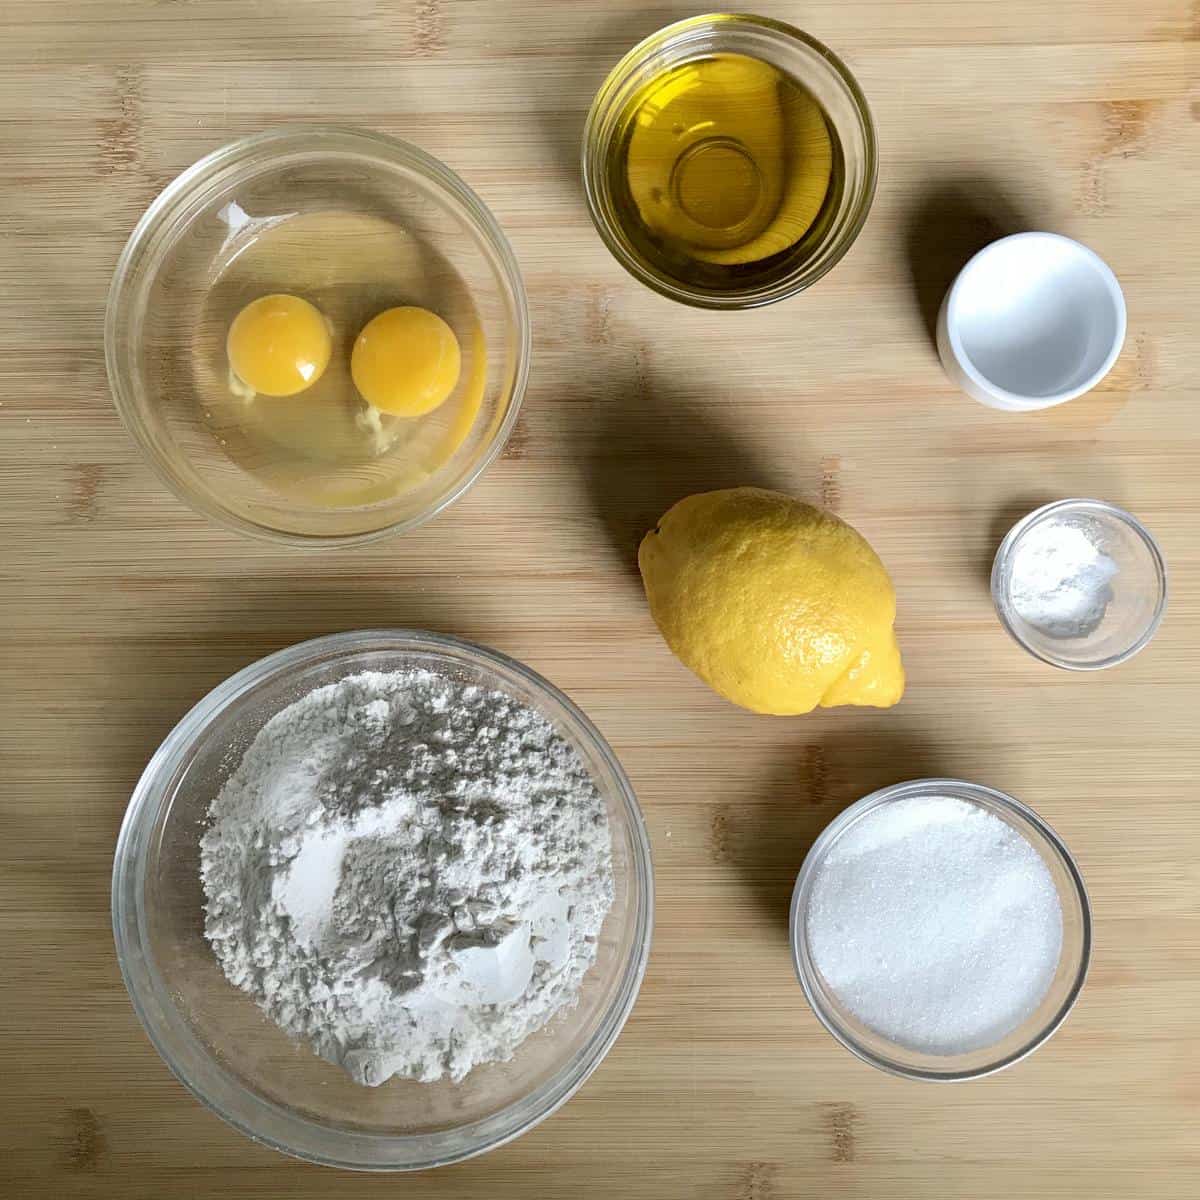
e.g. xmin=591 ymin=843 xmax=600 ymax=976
xmin=111 ymin=630 xmax=654 ymax=1170
xmin=990 ymin=498 xmax=1169 ymax=671
xmin=104 ymin=126 xmax=532 ymax=549
xmin=581 ymin=13 xmax=878 ymax=310
xmin=788 ymin=778 xmax=1092 ymax=1082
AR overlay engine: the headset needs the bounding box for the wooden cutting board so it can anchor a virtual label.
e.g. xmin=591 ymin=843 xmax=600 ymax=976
xmin=2 ymin=2 xmax=1198 ymax=1196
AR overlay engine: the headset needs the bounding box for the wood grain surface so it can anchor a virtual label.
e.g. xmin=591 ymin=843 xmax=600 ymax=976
xmin=2 ymin=1 xmax=1199 ymax=1196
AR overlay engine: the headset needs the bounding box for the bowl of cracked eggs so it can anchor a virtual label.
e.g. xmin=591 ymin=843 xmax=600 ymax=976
xmin=112 ymin=630 xmax=654 ymax=1169
xmin=105 ymin=126 xmax=530 ymax=546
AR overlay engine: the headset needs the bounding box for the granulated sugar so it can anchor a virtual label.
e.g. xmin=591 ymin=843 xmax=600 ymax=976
xmin=806 ymin=795 xmax=1063 ymax=1055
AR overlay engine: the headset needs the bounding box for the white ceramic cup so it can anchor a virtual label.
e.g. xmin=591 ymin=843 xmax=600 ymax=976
xmin=936 ymin=232 xmax=1126 ymax=411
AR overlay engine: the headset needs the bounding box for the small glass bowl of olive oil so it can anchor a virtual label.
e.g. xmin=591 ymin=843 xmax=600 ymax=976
xmin=583 ymin=14 xmax=876 ymax=309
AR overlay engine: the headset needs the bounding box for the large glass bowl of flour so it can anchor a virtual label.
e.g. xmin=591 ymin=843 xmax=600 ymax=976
xmin=112 ymin=630 xmax=653 ymax=1169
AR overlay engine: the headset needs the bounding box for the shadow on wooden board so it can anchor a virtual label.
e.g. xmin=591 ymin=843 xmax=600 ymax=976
xmin=725 ymin=728 xmax=956 ymax=936
xmin=903 ymin=178 xmax=1041 ymax=350
xmin=579 ymin=361 xmax=797 ymax=593
xmin=89 ymin=581 xmax=497 ymax=831
xmin=535 ymin=2 xmax=728 ymax=186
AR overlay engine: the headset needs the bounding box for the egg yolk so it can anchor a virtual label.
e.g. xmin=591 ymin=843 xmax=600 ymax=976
xmin=351 ymin=306 xmax=461 ymax=417
xmin=226 ymin=294 xmax=332 ymax=397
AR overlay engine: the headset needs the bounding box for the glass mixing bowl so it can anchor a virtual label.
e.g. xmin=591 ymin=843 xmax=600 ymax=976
xmin=992 ymin=499 xmax=1168 ymax=670
xmin=582 ymin=13 xmax=877 ymax=309
xmin=790 ymin=779 xmax=1091 ymax=1082
xmin=111 ymin=631 xmax=653 ymax=1169
xmin=105 ymin=127 xmax=530 ymax=546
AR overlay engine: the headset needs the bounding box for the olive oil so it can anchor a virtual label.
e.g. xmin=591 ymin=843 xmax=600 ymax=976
xmin=605 ymin=53 xmax=841 ymax=293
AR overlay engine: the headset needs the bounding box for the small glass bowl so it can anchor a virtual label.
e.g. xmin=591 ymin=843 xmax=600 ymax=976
xmin=789 ymin=779 xmax=1091 ymax=1082
xmin=106 ymin=127 xmax=530 ymax=547
xmin=992 ymin=499 xmax=1167 ymax=670
xmin=112 ymin=631 xmax=653 ymax=1169
xmin=582 ymin=13 xmax=877 ymax=309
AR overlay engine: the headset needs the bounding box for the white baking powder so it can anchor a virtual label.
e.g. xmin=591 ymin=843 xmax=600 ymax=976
xmin=806 ymin=795 xmax=1063 ymax=1055
xmin=1008 ymin=516 xmax=1118 ymax=638
xmin=200 ymin=670 xmax=614 ymax=1086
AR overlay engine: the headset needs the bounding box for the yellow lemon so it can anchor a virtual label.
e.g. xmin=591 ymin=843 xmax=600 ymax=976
xmin=638 ymin=488 xmax=905 ymax=715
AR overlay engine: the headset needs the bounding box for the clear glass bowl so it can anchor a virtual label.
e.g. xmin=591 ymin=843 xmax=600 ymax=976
xmin=111 ymin=631 xmax=653 ymax=1169
xmin=582 ymin=13 xmax=877 ymax=309
xmin=789 ymin=779 xmax=1091 ymax=1081
xmin=105 ymin=127 xmax=530 ymax=546
xmin=992 ymin=499 xmax=1168 ymax=670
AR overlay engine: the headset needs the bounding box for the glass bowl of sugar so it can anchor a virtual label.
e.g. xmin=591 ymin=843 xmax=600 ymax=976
xmin=789 ymin=779 xmax=1091 ymax=1081
xmin=991 ymin=498 xmax=1167 ymax=670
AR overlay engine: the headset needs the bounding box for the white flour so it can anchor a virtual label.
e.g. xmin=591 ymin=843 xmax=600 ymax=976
xmin=1009 ymin=516 xmax=1119 ymax=638
xmin=199 ymin=669 xmax=614 ymax=1086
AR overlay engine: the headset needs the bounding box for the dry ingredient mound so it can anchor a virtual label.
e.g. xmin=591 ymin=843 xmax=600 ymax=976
xmin=200 ymin=669 xmax=614 ymax=1086
xmin=806 ymin=795 xmax=1063 ymax=1056
xmin=1009 ymin=515 xmax=1119 ymax=639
